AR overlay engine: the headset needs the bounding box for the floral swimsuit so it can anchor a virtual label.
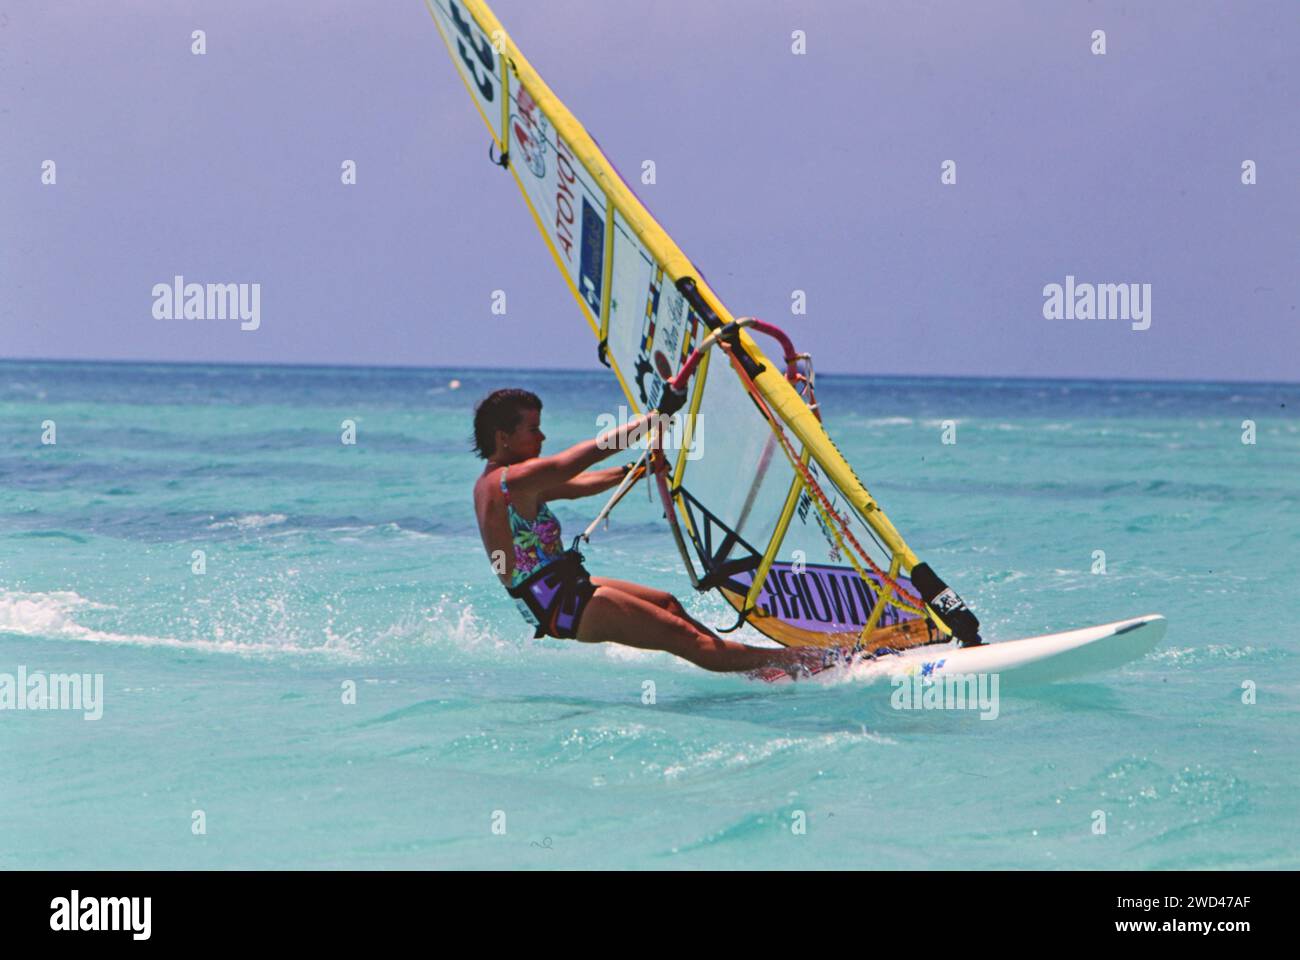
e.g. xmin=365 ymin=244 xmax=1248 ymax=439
xmin=500 ymin=466 xmax=595 ymax=638
xmin=502 ymin=466 xmax=564 ymax=587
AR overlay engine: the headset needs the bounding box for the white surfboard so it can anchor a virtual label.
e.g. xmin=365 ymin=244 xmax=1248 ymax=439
xmin=764 ymin=614 xmax=1167 ymax=685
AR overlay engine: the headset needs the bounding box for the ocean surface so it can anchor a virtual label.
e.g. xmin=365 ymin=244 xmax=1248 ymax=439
xmin=1 ymin=359 xmax=1296 ymax=870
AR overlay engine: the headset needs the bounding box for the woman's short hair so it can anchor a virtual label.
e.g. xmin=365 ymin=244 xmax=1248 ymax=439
xmin=470 ymin=388 xmax=542 ymax=459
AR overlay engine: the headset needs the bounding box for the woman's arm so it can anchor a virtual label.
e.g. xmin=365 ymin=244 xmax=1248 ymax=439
xmin=506 ymin=413 xmax=658 ymax=497
xmin=542 ymin=465 xmax=638 ymax=501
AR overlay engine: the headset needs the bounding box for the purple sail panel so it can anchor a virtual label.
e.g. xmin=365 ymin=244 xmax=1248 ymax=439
xmin=730 ymin=562 xmax=920 ymax=636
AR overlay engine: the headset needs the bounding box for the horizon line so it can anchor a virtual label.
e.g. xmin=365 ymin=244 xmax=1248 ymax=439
xmin=0 ymin=354 xmax=1295 ymax=389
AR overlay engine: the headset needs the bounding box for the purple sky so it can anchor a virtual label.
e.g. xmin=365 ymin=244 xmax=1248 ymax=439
xmin=3 ymin=0 xmax=1296 ymax=381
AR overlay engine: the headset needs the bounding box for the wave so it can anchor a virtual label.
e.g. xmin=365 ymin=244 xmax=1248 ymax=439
xmin=0 ymin=588 xmax=350 ymax=658
xmin=206 ymin=513 xmax=289 ymax=531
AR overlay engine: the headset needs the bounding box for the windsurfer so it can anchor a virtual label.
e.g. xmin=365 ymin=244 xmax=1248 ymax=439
xmin=471 ymin=388 xmax=833 ymax=675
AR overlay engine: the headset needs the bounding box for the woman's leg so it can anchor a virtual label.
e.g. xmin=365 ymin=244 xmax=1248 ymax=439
xmin=588 ymin=576 xmax=718 ymax=637
xmin=576 ymin=583 xmax=820 ymax=674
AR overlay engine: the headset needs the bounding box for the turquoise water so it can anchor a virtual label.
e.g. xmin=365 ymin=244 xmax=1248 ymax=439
xmin=1 ymin=360 xmax=1296 ymax=869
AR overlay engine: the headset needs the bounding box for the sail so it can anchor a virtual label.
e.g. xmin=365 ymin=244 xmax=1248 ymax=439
xmin=427 ymin=0 xmax=969 ymax=650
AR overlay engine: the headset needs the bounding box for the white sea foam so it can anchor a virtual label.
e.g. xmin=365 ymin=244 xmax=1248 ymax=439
xmin=0 ymin=589 xmax=357 ymax=659
xmin=0 ymin=590 xmax=108 ymax=636
xmin=207 ymin=513 xmax=288 ymax=531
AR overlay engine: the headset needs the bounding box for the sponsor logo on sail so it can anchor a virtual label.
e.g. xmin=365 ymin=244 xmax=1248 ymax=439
xmin=511 ymin=86 xmax=548 ymax=178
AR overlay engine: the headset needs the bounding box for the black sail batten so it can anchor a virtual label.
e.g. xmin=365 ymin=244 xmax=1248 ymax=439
xmin=676 ymin=485 xmax=763 ymax=593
